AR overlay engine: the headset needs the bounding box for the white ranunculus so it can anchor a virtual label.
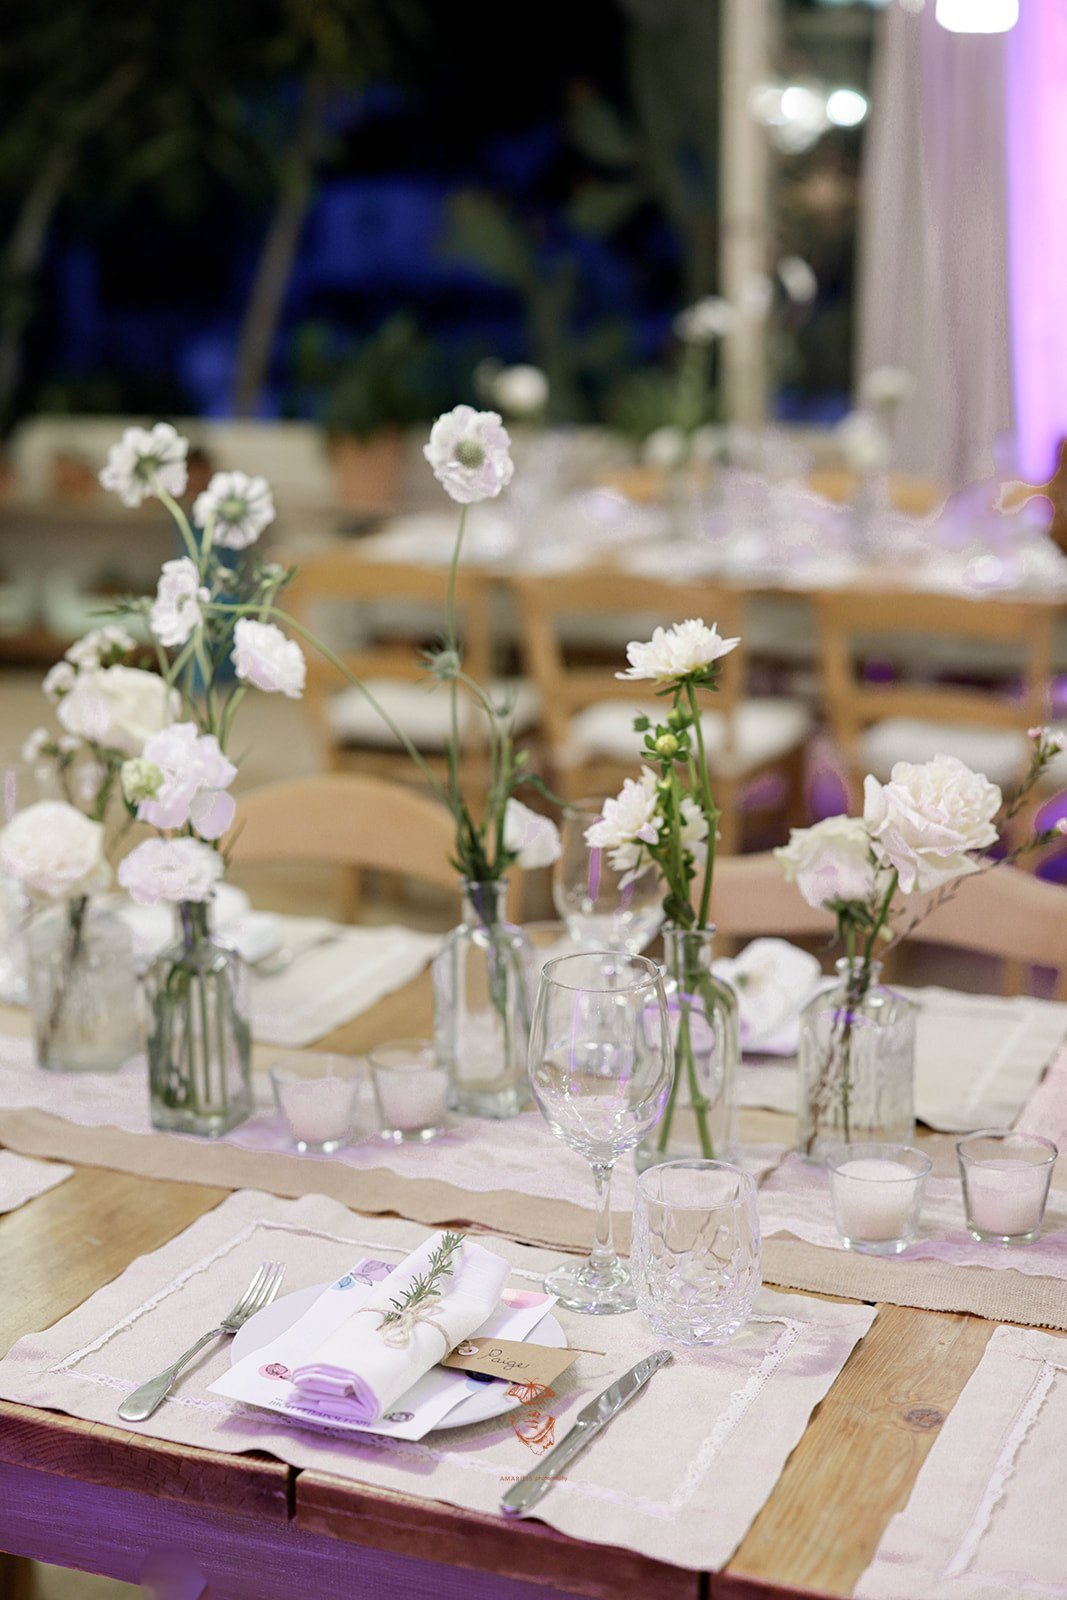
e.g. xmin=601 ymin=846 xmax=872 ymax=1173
xmin=863 ymin=754 xmax=1001 ymax=895
xmin=775 ymin=815 xmax=878 ymax=910
xmin=777 ymin=255 xmax=818 ymax=304
xmin=193 ymin=470 xmax=276 ymax=551
xmin=423 ymin=406 xmax=515 ymax=504
xmin=837 ymin=411 xmax=891 ymax=474
xmin=136 ymin=722 xmax=237 ymax=841
xmin=232 ymin=618 xmax=306 ymax=698
xmin=0 ymin=800 xmax=109 ymax=899
xmin=99 ymin=422 xmax=189 ymax=508
xmin=65 ymin=625 xmax=136 ymax=671
xmin=585 ymin=767 xmax=662 ymax=887
xmin=117 ymin=837 xmax=223 ymax=906
xmin=860 ymin=366 xmax=914 ymax=408
xmin=503 ymin=799 xmax=561 ymax=870
xmin=617 ymin=618 xmax=741 ymax=685
xmin=674 ymin=296 xmax=738 ymax=345
xmin=149 ymin=557 xmax=210 ymax=649
xmin=56 ymin=665 xmax=178 ymax=757
xmin=490 ymin=365 xmax=549 ymax=417
xmin=43 ymin=661 xmax=76 ymax=701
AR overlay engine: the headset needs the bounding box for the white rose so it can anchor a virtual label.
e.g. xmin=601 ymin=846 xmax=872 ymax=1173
xmin=503 ymin=799 xmax=561 ymax=870
xmin=423 ymin=406 xmax=515 ymax=504
xmin=231 ymin=619 xmax=306 ymax=698
xmin=863 ymin=754 xmax=1001 ymax=894
xmin=117 ymin=837 xmax=223 ymax=905
xmin=617 ymin=619 xmax=741 ymax=685
xmin=56 ymin=666 xmax=178 ymax=757
xmin=775 ymin=815 xmax=878 ymax=910
xmin=0 ymin=801 xmax=109 ymax=899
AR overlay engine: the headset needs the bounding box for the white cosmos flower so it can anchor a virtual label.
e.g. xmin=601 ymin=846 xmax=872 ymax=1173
xmin=423 ymin=406 xmax=515 ymax=504
xmin=617 ymin=619 xmax=741 ymax=685
xmin=117 ymin=837 xmax=223 ymax=906
xmin=0 ymin=800 xmax=110 ymax=899
xmin=150 ymin=558 xmax=210 ymax=649
xmin=232 ymin=618 xmax=306 ymax=698
xmin=503 ymin=799 xmax=561 ymax=870
xmin=99 ymin=423 xmax=189 ymax=507
xmin=490 ymin=365 xmax=549 ymax=417
xmin=43 ymin=661 xmax=76 ymax=701
xmin=56 ymin=665 xmax=178 ymax=757
xmin=65 ymin=625 xmax=136 ymax=671
xmin=674 ymin=296 xmax=738 ymax=345
xmin=863 ymin=754 xmax=1001 ymax=894
xmin=775 ymin=815 xmax=878 ymax=911
xmin=135 ymin=723 xmax=237 ymax=841
xmin=193 ymin=471 xmax=276 ymax=551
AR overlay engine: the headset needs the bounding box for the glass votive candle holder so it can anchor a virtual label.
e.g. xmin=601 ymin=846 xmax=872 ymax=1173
xmin=957 ymin=1129 xmax=1058 ymax=1245
xmin=631 ymin=1160 xmax=762 ymax=1345
xmin=368 ymin=1038 xmax=449 ymax=1144
xmin=269 ymin=1054 xmax=361 ymax=1154
xmin=827 ymin=1142 xmax=931 ymax=1255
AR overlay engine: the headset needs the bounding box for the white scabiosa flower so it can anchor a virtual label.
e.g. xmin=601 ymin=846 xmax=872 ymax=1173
xmin=503 ymin=799 xmax=562 ymax=870
xmin=673 ymin=296 xmax=738 ymax=345
xmin=423 ymin=406 xmax=515 ymax=504
xmin=232 ymin=618 xmax=306 ymax=698
xmin=118 ymin=836 xmax=223 ymax=906
xmin=193 ymin=471 xmax=276 ymax=551
xmin=150 ymin=557 xmax=210 ymax=649
xmin=99 ymin=423 xmax=189 ymax=507
xmin=617 ymin=619 xmax=741 ymax=686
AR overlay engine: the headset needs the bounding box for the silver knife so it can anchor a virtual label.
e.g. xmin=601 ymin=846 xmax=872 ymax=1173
xmin=500 ymin=1348 xmax=673 ymax=1518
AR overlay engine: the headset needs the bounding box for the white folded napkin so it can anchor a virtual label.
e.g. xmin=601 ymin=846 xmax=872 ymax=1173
xmin=714 ymin=938 xmax=823 ymax=1055
xmin=290 ymin=1232 xmax=509 ymax=1424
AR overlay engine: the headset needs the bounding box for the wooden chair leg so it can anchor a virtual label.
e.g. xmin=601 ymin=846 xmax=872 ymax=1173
xmin=716 ymin=781 xmax=742 ymax=858
xmin=0 ymin=1554 xmax=36 ymax=1600
xmin=784 ymin=742 xmax=808 ymax=831
xmin=340 ymin=866 xmax=363 ymax=924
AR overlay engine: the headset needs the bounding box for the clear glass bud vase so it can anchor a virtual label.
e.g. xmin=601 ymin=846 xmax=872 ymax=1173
xmin=432 ymin=878 xmax=532 ymax=1119
xmin=27 ymin=896 xmax=140 ymax=1072
xmin=144 ymin=901 xmax=253 ymax=1136
xmin=797 ymin=958 xmax=917 ymax=1161
xmin=637 ymin=925 xmax=740 ymax=1171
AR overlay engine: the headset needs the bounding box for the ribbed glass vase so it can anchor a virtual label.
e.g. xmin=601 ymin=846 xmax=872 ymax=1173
xmin=26 ymin=896 xmax=139 ymax=1072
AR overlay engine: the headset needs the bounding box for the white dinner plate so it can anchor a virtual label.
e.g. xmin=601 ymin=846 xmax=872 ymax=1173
xmin=231 ymin=1283 xmax=567 ymax=1432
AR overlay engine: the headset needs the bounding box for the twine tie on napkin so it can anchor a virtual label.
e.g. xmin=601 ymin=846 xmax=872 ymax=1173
xmin=372 ymin=1296 xmax=452 ymax=1350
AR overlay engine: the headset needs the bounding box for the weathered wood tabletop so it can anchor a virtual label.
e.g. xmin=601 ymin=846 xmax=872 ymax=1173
xmin=0 ymin=971 xmax=1026 ymax=1599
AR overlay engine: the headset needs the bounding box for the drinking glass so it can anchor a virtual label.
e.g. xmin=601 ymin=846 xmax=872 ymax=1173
xmin=957 ymin=1129 xmax=1057 ymax=1244
xmin=632 ymin=1160 xmax=762 ymax=1344
xmin=368 ymin=1038 xmax=449 ymax=1143
xmin=269 ymin=1054 xmax=361 ymax=1154
xmin=528 ymin=951 xmax=673 ymax=1313
xmin=552 ymin=801 xmax=664 ymax=955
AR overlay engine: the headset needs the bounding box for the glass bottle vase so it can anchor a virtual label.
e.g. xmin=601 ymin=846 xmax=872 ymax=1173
xmin=144 ymin=901 xmax=253 ymax=1136
xmin=432 ymin=878 xmax=532 ymax=1119
xmin=637 ymin=924 xmax=740 ymax=1171
xmin=797 ymin=958 xmax=916 ymax=1161
xmin=26 ymin=896 xmax=140 ymax=1072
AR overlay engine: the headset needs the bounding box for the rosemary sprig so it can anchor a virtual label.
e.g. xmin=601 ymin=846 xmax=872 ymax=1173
xmin=379 ymin=1232 xmax=465 ymax=1327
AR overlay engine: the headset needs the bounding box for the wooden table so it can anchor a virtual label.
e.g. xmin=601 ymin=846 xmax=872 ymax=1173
xmin=0 ymin=973 xmax=1021 ymax=1600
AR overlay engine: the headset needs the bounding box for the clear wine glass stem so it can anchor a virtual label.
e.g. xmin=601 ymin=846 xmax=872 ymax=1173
xmin=587 ymin=1160 xmax=619 ymax=1282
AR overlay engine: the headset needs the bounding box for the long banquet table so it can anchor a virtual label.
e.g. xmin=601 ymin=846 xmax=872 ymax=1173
xmin=0 ymin=968 xmax=1049 ymax=1600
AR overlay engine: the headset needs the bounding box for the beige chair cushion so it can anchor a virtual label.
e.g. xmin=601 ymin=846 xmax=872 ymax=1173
xmin=860 ymin=718 xmax=1032 ymax=789
xmin=327 ymin=677 xmax=540 ymax=751
xmin=560 ymin=698 xmax=811 ymax=777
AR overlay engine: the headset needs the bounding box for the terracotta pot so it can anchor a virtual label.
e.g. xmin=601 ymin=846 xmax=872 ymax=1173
xmin=328 ymin=430 xmax=406 ymax=515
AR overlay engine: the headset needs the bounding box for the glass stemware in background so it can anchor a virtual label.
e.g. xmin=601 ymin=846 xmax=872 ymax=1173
xmin=528 ymin=951 xmax=673 ymax=1314
xmin=553 ymin=800 xmax=664 ymax=955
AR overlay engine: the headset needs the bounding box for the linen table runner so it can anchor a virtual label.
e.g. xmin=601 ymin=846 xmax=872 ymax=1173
xmin=0 ymin=1189 xmax=875 ymax=1574
xmin=856 ymin=1324 xmax=1067 ymax=1599
xmin=738 ymin=987 xmax=1067 ymax=1133
xmin=0 ymin=1150 xmax=71 ymax=1212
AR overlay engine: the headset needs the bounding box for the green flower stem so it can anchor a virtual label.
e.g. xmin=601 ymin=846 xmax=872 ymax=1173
xmin=445 ymin=506 xmax=468 ymax=813
xmin=686 ymin=681 xmax=717 ymax=929
xmin=155 ymin=484 xmax=202 ymax=567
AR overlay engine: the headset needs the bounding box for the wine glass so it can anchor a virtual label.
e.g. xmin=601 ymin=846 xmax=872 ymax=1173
xmin=552 ymin=800 xmax=664 ymax=954
xmin=528 ymin=952 xmax=674 ymax=1313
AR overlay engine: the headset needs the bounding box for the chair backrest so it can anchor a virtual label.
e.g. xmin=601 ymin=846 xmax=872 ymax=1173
xmin=709 ymin=851 xmax=1067 ymax=998
xmin=228 ymin=773 xmax=459 ymax=893
xmin=514 ymin=570 xmax=747 ymax=755
xmin=816 ymin=587 xmax=1057 ymax=790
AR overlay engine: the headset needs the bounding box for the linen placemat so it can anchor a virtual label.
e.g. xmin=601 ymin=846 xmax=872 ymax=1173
xmin=0 ymin=1031 xmax=781 ymax=1254
xmin=737 ymin=986 xmax=1067 ymax=1134
xmin=0 ymin=1188 xmax=875 ymax=1574
xmin=0 ymin=1149 xmax=72 ymax=1212
xmin=855 ymin=1324 xmax=1067 ymax=1598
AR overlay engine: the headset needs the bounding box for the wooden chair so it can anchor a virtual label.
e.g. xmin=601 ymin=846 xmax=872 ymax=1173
xmin=285 ymin=552 xmax=537 ymax=796
xmin=816 ymin=588 xmax=1061 ymax=811
xmin=709 ymin=852 xmax=1067 ymax=1000
xmin=514 ymin=570 xmax=812 ymax=854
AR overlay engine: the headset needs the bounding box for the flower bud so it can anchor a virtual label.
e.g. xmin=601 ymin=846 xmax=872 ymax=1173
xmin=654 ymin=733 xmax=680 ymax=759
xmin=122 ymin=757 xmax=164 ymax=805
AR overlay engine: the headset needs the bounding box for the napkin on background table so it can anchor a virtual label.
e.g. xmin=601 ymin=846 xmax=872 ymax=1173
xmin=714 ymin=938 xmax=823 ymax=1056
xmin=291 ymin=1232 xmax=509 ymax=1424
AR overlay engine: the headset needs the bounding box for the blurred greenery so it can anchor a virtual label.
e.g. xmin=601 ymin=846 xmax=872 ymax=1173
xmin=290 ymin=313 xmax=446 ymax=436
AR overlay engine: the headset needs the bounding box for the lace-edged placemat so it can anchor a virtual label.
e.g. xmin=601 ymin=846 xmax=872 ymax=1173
xmin=856 ymin=1324 xmax=1067 ymax=1598
xmin=0 ymin=1149 xmax=72 ymax=1212
xmin=0 ymin=1188 xmax=875 ymax=1574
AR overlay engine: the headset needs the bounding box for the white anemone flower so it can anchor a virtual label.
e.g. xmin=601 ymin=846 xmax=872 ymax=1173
xmin=617 ymin=619 xmax=741 ymax=686
xmin=193 ymin=471 xmax=276 ymax=551
xmin=99 ymin=423 xmax=189 ymax=507
xmin=423 ymin=406 xmax=515 ymax=504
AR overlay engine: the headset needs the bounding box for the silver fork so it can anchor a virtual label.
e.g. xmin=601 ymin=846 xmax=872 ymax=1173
xmin=118 ymin=1261 xmax=286 ymax=1422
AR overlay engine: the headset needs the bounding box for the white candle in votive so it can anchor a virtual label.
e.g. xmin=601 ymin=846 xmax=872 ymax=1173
xmin=279 ymin=1077 xmax=355 ymax=1146
xmin=832 ymin=1158 xmax=918 ymax=1242
xmin=965 ymin=1159 xmax=1048 ymax=1237
xmin=376 ymin=1067 xmax=449 ymax=1133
